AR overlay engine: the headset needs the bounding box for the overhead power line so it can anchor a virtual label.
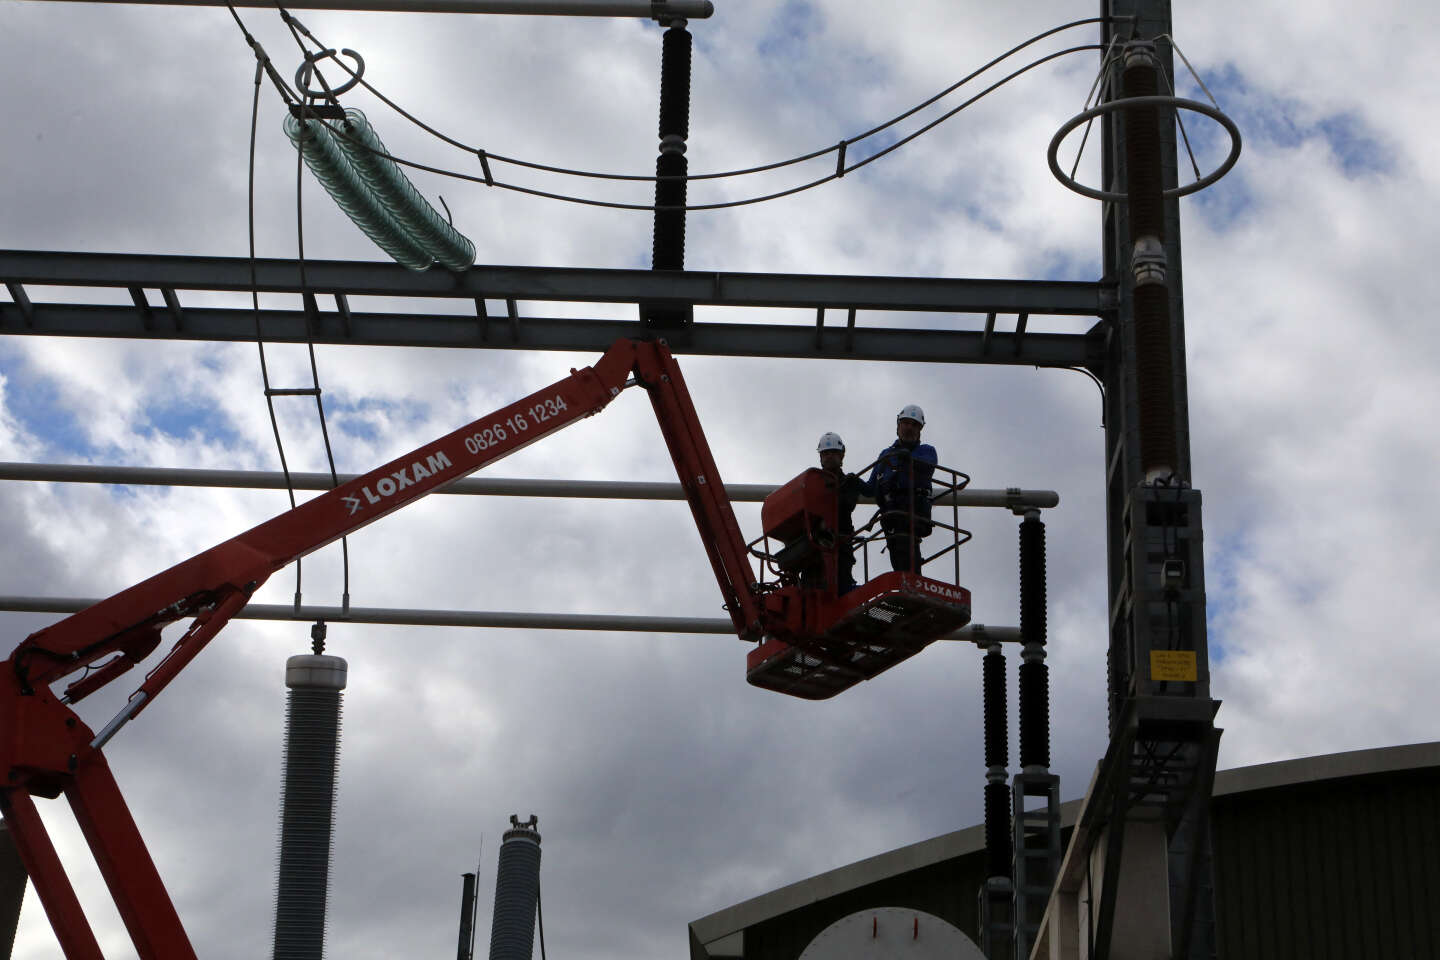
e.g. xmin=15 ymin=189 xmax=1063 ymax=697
xmin=245 ymin=12 xmax=1109 ymax=211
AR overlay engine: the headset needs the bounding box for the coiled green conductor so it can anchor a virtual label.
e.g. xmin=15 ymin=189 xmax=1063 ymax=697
xmin=283 ymin=113 xmax=434 ymax=271
xmin=283 ymin=110 xmax=476 ymax=273
xmin=333 ymin=109 xmax=476 ymax=273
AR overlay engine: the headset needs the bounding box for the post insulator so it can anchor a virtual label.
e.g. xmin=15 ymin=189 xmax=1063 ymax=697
xmin=1018 ymin=515 xmax=1046 ymax=648
xmin=981 ymin=643 xmax=1011 ymax=883
xmin=1121 ymin=46 xmax=1166 ymax=242
xmin=1135 ymin=282 xmax=1179 ymax=479
xmin=488 ymin=816 xmax=542 ymax=960
xmin=658 ymin=25 xmax=692 ymax=141
xmin=984 ymin=780 xmax=1013 ymax=880
xmin=273 ymin=654 xmax=347 ymax=960
xmin=1018 ymin=659 xmax=1050 ymax=770
xmin=652 ymin=23 xmax=692 ymax=275
xmin=982 ymin=650 xmax=1007 ymax=769
xmin=1120 ymin=42 xmax=1180 ymax=482
xmin=1018 ymin=513 xmax=1050 ymax=770
xmin=653 ymin=150 xmax=688 ymax=271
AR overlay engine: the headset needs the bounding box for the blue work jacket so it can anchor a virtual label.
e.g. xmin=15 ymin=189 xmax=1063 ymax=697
xmin=859 ymin=441 xmax=937 ymax=515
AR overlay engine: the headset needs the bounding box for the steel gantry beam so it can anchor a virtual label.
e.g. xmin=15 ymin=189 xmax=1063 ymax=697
xmin=28 ymin=0 xmax=716 ymax=16
xmin=0 ymin=250 xmax=1110 ymax=368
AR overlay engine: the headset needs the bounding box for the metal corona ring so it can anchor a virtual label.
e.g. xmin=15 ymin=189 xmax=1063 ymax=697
xmin=1047 ymin=95 xmax=1241 ymax=203
xmin=294 ymin=47 xmax=366 ymax=99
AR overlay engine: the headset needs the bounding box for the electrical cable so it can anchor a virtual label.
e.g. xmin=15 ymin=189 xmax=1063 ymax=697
xmin=286 ymin=15 xmax=1114 ymax=186
xmin=1151 ymin=36 xmax=1207 ymax=184
xmin=277 ymin=11 xmax=355 ymax=611
xmin=237 ymin=2 xmax=352 ymax=614
xmin=1057 ymin=365 xmax=1106 ymax=429
xmin=252 ymin=42 xmax=1100 ymax=213
xmin=1068 ymin=34 xmax=1123 ymax=181
xmin=237 ymin=3 xmax=305 ymax=608
xmin=291 ymin=110 xmax=354 ymax=615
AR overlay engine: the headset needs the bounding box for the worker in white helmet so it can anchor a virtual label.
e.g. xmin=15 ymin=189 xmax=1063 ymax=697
xmin=817 ymin=432 xmax=860 ymax=592
xmin=858 ymin=405 xmax=937 ymax=573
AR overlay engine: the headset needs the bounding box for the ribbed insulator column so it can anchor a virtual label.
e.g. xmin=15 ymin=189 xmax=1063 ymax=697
xmin=981 ymin=645 xmax=1011 ymax=880
xmin=273 ymin=654 xmax=347 ymax=960
xmin=1121 ymin=43 xmax=1178 ymax=481
xmin=488 ymin=816 xmax=542 ymax=960
xmin=457 ymin=872 xmax=478 ymax=960
xmin=652 ymin=21 xmax=691 ymax=272
xmin=1121 ymin=50 xmax=1165 ymax=241
xmin=1018 ymin=512 xmax=1050 ymax=770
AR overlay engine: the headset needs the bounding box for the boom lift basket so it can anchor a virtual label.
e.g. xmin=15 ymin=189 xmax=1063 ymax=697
xmin=745 ymin=461 xmax=973 ymax=699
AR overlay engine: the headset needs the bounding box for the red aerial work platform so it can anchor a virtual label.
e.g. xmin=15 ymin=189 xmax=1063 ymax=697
xmin=0 ymin=339 xmax=970 ymax=958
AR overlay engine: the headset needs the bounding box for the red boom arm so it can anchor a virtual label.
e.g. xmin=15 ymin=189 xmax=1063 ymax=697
xmin=0 ymin=338 xmax=762 ymax=960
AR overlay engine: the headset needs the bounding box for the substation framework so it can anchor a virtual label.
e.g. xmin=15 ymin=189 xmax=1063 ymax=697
xmin=0 ymin=0 xmax=1223 ymax=957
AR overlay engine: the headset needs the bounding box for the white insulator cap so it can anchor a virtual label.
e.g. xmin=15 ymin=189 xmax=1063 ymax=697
xmin=285 ymin=654 xmax=348 ymax=691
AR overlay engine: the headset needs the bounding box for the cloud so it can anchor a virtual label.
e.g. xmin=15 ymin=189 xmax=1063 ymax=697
xmin=3 ymin=2 xmax=1438 ymax=958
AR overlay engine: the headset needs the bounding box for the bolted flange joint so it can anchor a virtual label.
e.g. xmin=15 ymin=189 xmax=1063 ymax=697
xmin=1132 ymin=235 xmax=1168 ymax=287
xmin=1122 ymin=40 xmax=1160 ymax=73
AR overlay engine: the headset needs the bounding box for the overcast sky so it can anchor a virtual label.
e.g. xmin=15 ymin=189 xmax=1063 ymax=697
xmin=2 ymin=0 xmax=1437 ymax=958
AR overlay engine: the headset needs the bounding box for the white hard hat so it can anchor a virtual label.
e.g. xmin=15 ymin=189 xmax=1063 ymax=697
xmin=817 ymin=432 xmax=846 ymax=453
xmin=897 ymin=404 xmax=926 ymax=426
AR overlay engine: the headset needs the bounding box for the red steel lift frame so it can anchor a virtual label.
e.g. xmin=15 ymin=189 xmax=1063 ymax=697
xmin=0 ymin=338 xmax=967 ymax=958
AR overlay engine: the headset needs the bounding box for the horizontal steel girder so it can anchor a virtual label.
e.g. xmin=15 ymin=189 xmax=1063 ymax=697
xmin=0 ymin=251 xmax=1108 ymax=366
xmin=0 ymin=250 xmax=1109 ymax=313
xmin=0 ymin=303 xmax=1097 ymax=366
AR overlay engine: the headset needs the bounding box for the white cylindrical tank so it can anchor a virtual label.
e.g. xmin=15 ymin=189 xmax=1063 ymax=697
xmin=797 ymin=906 xmax=985 ymax=960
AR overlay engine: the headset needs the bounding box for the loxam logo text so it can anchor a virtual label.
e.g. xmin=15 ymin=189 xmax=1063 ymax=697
xmin=342 ymin=451 xmax=453 ymax=516
xmin=915 ymin=579 xmax=967 ymax=603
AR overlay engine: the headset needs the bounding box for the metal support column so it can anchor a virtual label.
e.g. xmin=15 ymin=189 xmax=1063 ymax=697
xmin=1090 ymin=1 xmax=1223 ymax=957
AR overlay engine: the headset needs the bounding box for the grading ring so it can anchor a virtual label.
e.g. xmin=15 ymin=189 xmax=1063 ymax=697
xmin=294 ymin=48 xmax=366 ymax=99
xmin=1048 ymin=95 xmax=1241 ymax=202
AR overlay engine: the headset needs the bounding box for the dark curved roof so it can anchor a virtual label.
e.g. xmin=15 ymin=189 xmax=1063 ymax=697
xmin=690 ymin=741 xmax=1440 ymax=960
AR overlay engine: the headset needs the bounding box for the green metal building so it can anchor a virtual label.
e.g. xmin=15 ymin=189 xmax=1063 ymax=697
xmin=690 ymin=741 xmax=1440 ymax=960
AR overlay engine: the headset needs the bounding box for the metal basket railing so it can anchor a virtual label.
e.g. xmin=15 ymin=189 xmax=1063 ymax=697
xmin=852 ymin=454 xmax=972 ymax=586
xmin=747 ymin=454 xmax=972 ymax=592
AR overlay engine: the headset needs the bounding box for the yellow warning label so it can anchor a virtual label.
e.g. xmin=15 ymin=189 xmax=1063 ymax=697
xmin=1150 ymin=650 xmax=1198 ymax=682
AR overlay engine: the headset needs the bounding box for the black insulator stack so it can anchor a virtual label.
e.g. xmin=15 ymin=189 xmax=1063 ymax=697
xmin=488 ymin=817 xmax=542 ymax=960
xmin=1018 ymin=660 xmax=1051 ymax=769
xmin=658 ymin=25 xmax=691 ymax=141
xmin=982 ymin=651 xmax=1008 ymax=769
xmin=273 ymin=655 xmax=347 ymax=960
xmin=984 ymin=781 xmax=1013 ymax=880
xmin=981 ymin=646 xmax=1010 ymax=881
xmin=1018 ymin=514 xmax=1051 ymax=770
xmin=457 ymin=872 xmax=478 ymax=960
xmin=1121 ymin=59 xmax=1165 ymax=241
xmin=1122 ymin=49 xmax=1179 ymax=479
xmin=652 ymin=23 xmax=691 ymax=272
xmin=1019 ymin=516 xmax=1047 ymax=648
xmin=653 ymin=152 xmax=687 ymax=270
xmin=1133 ymin=282 xmax=1178 ymax=477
